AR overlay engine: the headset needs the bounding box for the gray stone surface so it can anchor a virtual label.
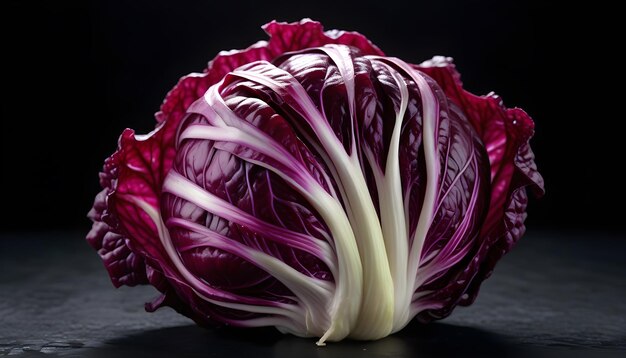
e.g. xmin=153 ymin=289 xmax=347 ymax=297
xmin=1 ymin=230 xmax=624 ymax=357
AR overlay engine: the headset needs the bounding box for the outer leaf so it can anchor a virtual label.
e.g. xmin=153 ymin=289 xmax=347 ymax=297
xmin=86 ymin=187 xmax=147 ymax=288
xmin=414 ymin=57 xmax=545 ymax=320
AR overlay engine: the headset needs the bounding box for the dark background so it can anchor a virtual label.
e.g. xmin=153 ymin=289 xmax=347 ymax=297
xmin=2 ymin=2 xmax=625 ymax=357
xmin=1 ymin=0 xmax=621 ymax=234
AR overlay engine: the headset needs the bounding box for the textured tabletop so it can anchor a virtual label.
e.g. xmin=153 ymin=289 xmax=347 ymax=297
xmin=1 ymin=231 xmax=624 ymax=357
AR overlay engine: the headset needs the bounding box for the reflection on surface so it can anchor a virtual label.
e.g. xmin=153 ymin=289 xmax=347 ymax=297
xmin=74 ymin=321 xmax=517 ymax=358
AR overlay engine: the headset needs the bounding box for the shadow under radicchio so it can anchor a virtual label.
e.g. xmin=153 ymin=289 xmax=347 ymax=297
xmin=74 ymin=321 xmax=518 ymax=358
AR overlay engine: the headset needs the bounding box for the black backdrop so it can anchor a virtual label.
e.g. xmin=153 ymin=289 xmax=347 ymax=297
xmin=1 ymin=0 xmax=621 ymax=233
